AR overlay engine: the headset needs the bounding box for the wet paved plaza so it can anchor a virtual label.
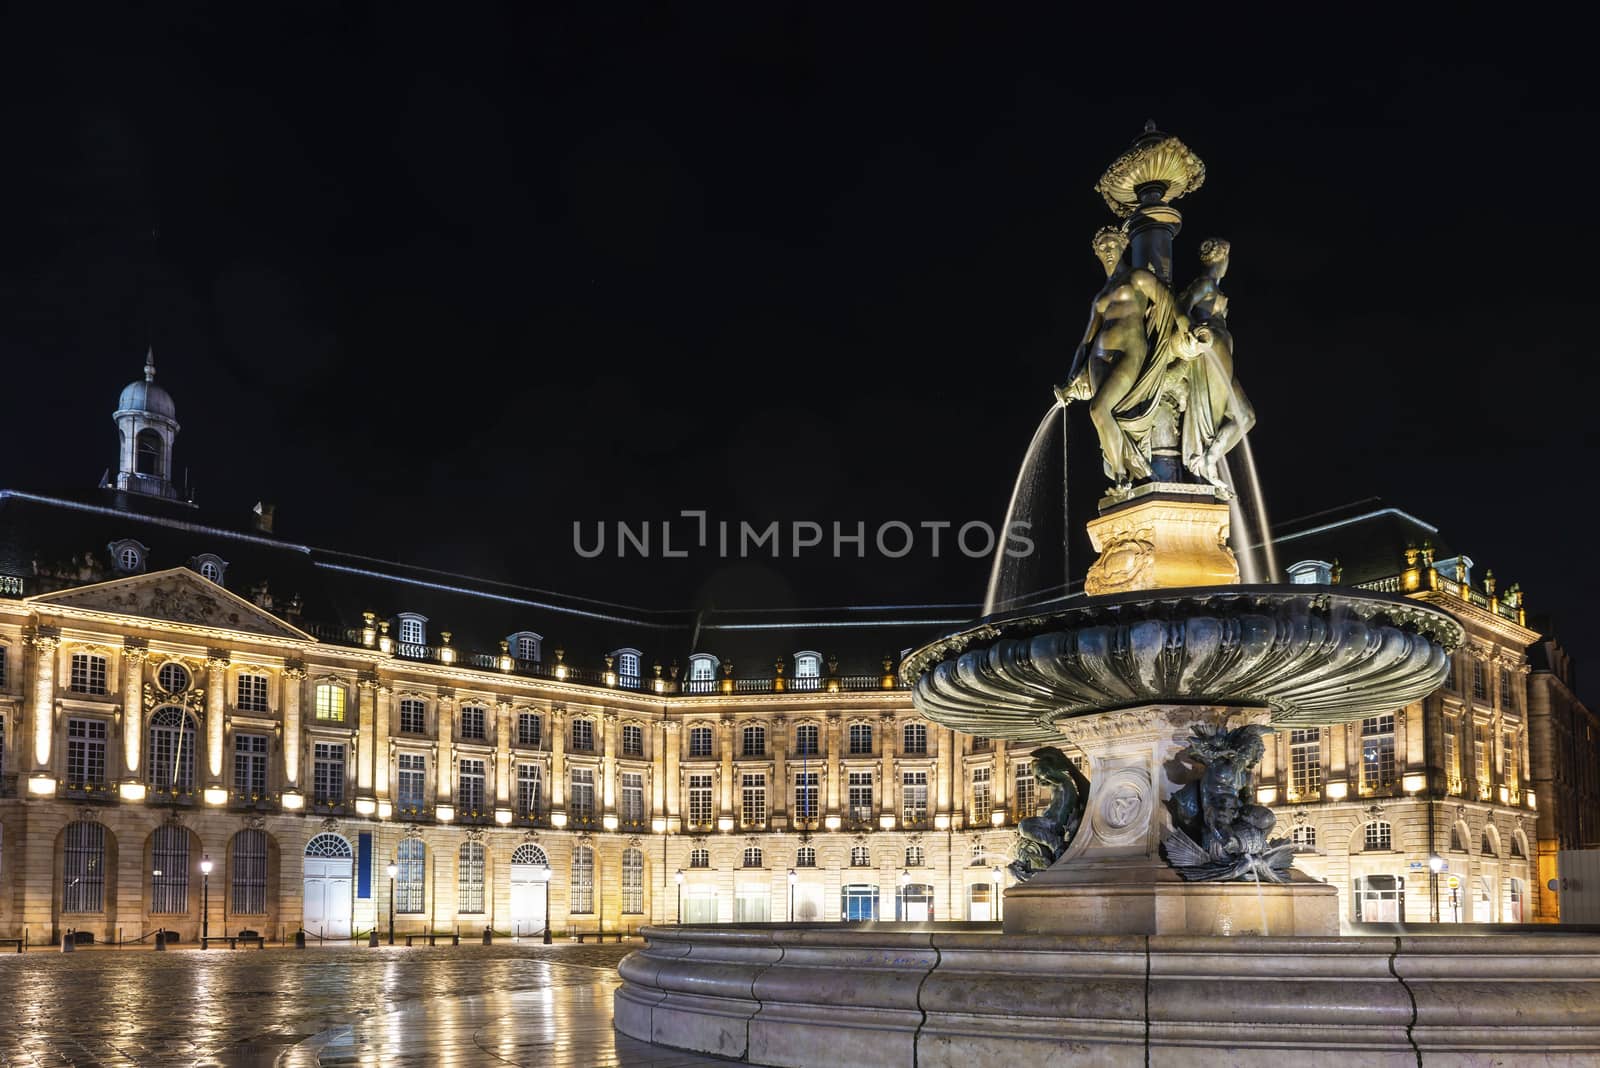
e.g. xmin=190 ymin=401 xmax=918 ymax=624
xmin=0 ymin=941 xmax=720 ymax=1067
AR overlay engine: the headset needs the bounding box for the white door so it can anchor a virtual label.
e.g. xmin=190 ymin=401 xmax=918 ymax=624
xmin=509 ymin=865 xmax=548 ymax=936
xmin=304 ymin=857 xmax=353 ymax=938
xmin=794 ymin=883 xmax=824 ymax=922
xmin=684 ymin=891 xmax=718 ymax=924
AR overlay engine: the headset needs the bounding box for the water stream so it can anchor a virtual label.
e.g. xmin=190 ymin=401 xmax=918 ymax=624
xmin=982 ymin=401 xmax=1065 ymax=616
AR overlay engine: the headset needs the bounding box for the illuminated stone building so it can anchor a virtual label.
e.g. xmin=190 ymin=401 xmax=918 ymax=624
xmin=0 ymin=359 xmax=1569 ymax=942
xmin=1527 ymin=636 xmax=1600 ymax=918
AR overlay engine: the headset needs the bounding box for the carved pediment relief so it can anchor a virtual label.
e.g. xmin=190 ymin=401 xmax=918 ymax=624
xmin=29 ymin=569 xmax=314 ymax=643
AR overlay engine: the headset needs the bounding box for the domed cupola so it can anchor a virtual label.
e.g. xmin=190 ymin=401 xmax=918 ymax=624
xmin=112 ymin=348 xmax=182 ymax=499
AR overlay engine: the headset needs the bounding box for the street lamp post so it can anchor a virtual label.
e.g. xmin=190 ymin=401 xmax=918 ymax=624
xmin=542 ymin=865 xmax=552 ymax=944
xmin=675 ymin=868 xmax=685 ymax=924
xmin=787 ymin=868 xmax=797 ymax=923
xmin=199 ymin=854 xmax=213 ymax=947
xmin=1428 ymin=854 xmax=1444 ymax=923
xmin=990 ymin=864 xmax=1002 ymax=924
xmin=386 ymin=862 xmax=397 ymax=945
xmin=899 ymin=868 xmax=910 ymax=921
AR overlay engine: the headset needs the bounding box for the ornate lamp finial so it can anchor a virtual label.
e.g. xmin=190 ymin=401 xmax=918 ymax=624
xmin=144 ymin=346 xmax=157 ymax=382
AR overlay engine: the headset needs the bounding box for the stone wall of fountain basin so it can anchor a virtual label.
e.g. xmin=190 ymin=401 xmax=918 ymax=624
xmin=615 ymin=923 xmax=1600 ymax=1066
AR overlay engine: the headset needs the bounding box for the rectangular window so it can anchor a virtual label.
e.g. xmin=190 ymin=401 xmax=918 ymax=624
xmin=313 ymin=743 xmax=345 ymax=803
xmin=688 ymin=726 xmax=713 ymax=758
xmin=742 ymin=773 xmax=767 ymax=826
xmin=1442 ymin=658 xmax=1456 ymax=691
xmin=902 ymin=771 xmax=928 ymax=824
xmin=315 ymin=684 xmax=345 ymax=722
xmin=151 ymin=825 xmax=189 ymax=914
xmin=1290 ymin=728 xmax=1322 ymax=798
xmin=517 ymin=712 xmax=541 ymax=748
xmin=233 ymin=733 xmax=268 ymax=796
xmin=1500 ymin=667 xmax=1514 ymax=707
xmin=971 ymin=766 xmax=992 ymax=823
xmin=569 ymin=767 xmax=595 ymax=822
xmin=1359 ymin=715 xmax=1396 ymax=792
xmin=1472 ymin=660 xmax=1487 ymax=699
xmin=232 ymin=829 xmax=269 ymax=915
xmin=847 ymin=771 xmax=874 ymax=822
xmin=517 ymin=763 xmax=542 ymax=817
xmin=688 ymin=773 xmax=713 ymax=826
xmin=794 ymin=771 xmax=818 ymax=821
xmin=742 ymin=725 xmax=766 ymax=757
xmin=236 ymin=674 xmax=269 ymax=712
xmin=902 ymin=723 xmax=928 ymax=755
xmin=70 ymin=654 xmax=108 ymax=695
xmin=570 ymin=848 xmax=594 ymax=913
xmin=397 ymin=754 xmax=427 ymax=810
xmin=63 ymin=821 xmax=105 ymax=913
xmin=849 ymin=723 xmax=873 ymax=755
xmin=1443 ymin=715 xmax=1460 ymax=792
xmin=1014 ymin=763 xmax=1036 ymax=818
xmin=621 ymin=771 xmax=645 ymax=823
xmin=458 ymin=758 xmax=486 ymax=814
xmin=1474 ymin=723 xmax=1491 ymax=793
xmin=571 ymin=719 xmax=594 ymax=751
xmin=1503 ymin=731 xmax=1520 ymax=792
xmin=622 ymin=723 xmax=643 ymax=756
xmin=794 ymin=724 xmax=819 ymax=756
xmin=460 ymin=706 xmax=486 ymax=741
xmin=458 ymin=843 xmax=485 ymax=914
xmin=622 ymin=850 xmax=644 ymax=913
xmin=396 ymin=840 xmax=425 ymax=914
xmin=400 ymin=699 xmax=427 ymax=735
xmin=66 ymin=718 xmax=108 ymax=786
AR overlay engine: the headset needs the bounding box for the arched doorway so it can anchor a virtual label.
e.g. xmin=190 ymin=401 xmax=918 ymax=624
xmin=509 ymin=842 xmax=550 ymax=937
xmin=897 ymin=882 xmax=934 ymax=921
xmin=303 ymin=833 xmax=353 ymax=938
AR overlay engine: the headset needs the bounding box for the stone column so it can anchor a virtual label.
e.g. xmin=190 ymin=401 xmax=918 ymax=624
xmin=602 ymin=711 xmax=618 ymax=814
xmin=26 ymin=629 xmax=59 ymax=773
xmin=880 ymin=713 xmax=896 ymax=821
xmin=206 ymin=651 xmax=230 ymax=784
xmin=772 ymin=715 xmax=787 ymax=822
xmin=355 ymin=676 xmax=377 ymax=794
xmin=121 ymin=642 xmax=148 ymax=779
xmin=937 ymin=726 xmax=954 ymax=815
xmin=282 ymin=663 xmax=306 ymax=787
xmin=375 ymin=684 xmax=393 ymax=797
xmin=719 ymin=716 xmax=735 ymax=818
xmin=663 ymin=721 xmax=680 ymax=826
xmin=436 ymin=691 xmax=455 ymax=803
xmin=825 ymin=713 xmax=842 ymax=814
xmin=550 ymin=705 xmax=566 ymax=809
xmin=992 ymin=738 xmax=1009 ymax=815
xmin=495 ymin=701 xmax=512 ymax=806
xmin=652 ymin=721 xmax=668 ymax=813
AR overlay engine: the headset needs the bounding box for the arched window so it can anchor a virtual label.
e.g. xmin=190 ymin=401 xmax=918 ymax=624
xmin=458 ymin=841 xmax=485 ymax=913
xmin=136 ymin=429 xmax=165 ymax=476
xmin=232 ymin=829 xmax=268 ymax=914
xmin=742 ymin=846 xmax=763 ymax=868
xmin=851 ymin=845 xmax=871 ymax=867
xmin=905 ymin=845 xmax=925 ymax=867
xmin=1451 ymin=823 xmax=1468 ymax=851
xmin=119 ymin=546 xmax=143 ymax=572
xmin=689 ymin=848 xmax=710 ymax=869
xmin=158 ymin=662 xmax=191 ymax=694
xmin=396 ymin=614 xmax=427 ymax=653
xmin=508 ymin=632 xmax=542 ymax=663
xmin=1511 ymin=831 xmax=1528 ymax=858
xmin=1363 ymin=821 xmax=1392 ymax=852
xmin=612 ymin=648 xmax=641 ymax=687
xmin=151 ymin=824 xmax=189 ymax=913
xmin=1292 ymin=825 xmax=1317 ymax=850
xmin=687 ymin=654 xmax=718 ymax=692
xmin=63 ymin=821 xmax=106 ymax=913
xmin=622 ymin=847 xmax=644 ymax=914
xmin=742 ymin=725 xmax=766 ymax=757
xmin=571 ymin=846 xmax=595 ymax=913
xmin=796 ymin=846 xmax=816 ymax=868
xmin=794 ymin=651 xmax=821 ymax=678
xmin=146 ymin=707 xmax=197 ymax=790
xmin=511 ymin=842 xmax=549 ymax=867
xmin=396 ymin=839 xmax=425 ymax=913
xmin=305 ymin=833 xmax=353 ymax=858
xmin=1481 ymin=829 xmax=1498 ymax=857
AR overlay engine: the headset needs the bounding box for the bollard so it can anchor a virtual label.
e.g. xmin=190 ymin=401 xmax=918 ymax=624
xmin=368 ymin=928 xmax=379 ymax=948
xmin=451 ymin=933 xmax=460 ymax=946
xmin=155 ymin=929 xmax=166 ymax=951
xmin=61 ymin=931 xmax=75 ymax=953
xmin=294 ymin=929 xmax=306 ymax=949
xmin=482 ymin=926 xmax=492 ymax=946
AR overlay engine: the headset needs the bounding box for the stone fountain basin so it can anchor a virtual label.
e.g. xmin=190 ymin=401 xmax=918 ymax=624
xmin=900 ymin=586 xmax=1464 ymax=739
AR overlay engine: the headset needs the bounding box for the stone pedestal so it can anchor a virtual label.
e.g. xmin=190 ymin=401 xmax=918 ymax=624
xmin=1083 ymin=486 xmax=1239 ymax=595
xmin=1003 ymin=704 xmax=1338 ymax=937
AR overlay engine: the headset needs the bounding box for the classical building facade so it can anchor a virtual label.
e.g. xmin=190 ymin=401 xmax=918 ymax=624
xmin=0 ymin=360 xmax=1572 ymax=942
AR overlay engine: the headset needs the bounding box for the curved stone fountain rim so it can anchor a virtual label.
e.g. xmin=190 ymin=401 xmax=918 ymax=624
xmin=898 ymin=583 xmax=1465 ymax=685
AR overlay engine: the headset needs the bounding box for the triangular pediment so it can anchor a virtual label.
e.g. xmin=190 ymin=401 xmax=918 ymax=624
xmin=29 ymin=568 xmax=315 ymax=643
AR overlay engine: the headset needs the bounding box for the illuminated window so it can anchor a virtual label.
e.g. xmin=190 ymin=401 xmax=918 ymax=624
xmin=1499 ymin=667 xmax=1513 ymax=707
xmin=314 ymin=684 xmax=345 ymax=722
xmin=616 ymin=650 xmax=641 ymax=688
xmin=396 ymin=839 xmax=425 ymax=913
xmin=796 ymin=846 xmax=816 ymax=868
xmin=847 ymin=771 xmax=874 ymax=822
xmin=622 ymin=848 xmax=644 ymax=913
xmin=1474 ymin=723 xmax=1491 ymax=790
xmin=622 ymin=723 xmax=643 ymax=756
xmin=1363 ymin=821 xmax=1392 ymax=851
xmin=396 ymin=615 xmax=426 ymax=655
xmin=849 ymin=723 xmax=873 ymax=755
xmin=850 ymin=845 xmax=871 ymax=867
xmin=517 ymin=763 xmax=541 ymax=818
xmin=236 ymin=674 xmax=269 ymax=712
xmin=742 ymin=725 xmax=766 ymax=757
xmin=570 ymin=846 xmax=594 ymax=913
xmin=1014 ymin=763 xmax=1036 ymax=818
xmin=902 ymin=771 xmax=928 ymax=824
xmin=458 ymin=842 xmax=485 ymax=913
xmin=742 ymin=773 xmax=766 ymax=826
xmin=400 ymin=699 xmax=427 ymax=735
xmin=1291 ymin=825 xmax=1316 ymax=850
xmin=460 ymin=706 xmax=486 ymax=741
xmin=794 ymin=772 xmax=818 ymax=821
xmin=1359 ymin=715 xmax=1396 ymax=792
xmin=158 ymin=662 xmax=191 ymax=694
xmin=794 ymin=724 xmax=819 ymax=756
xmin=688 ymin=726 xmax=713 ymax=758
xmin=458 ymin=759 xmax=486 ymax=814
xmin=146 ymin=707 xmax=197 ymax=790
xmin=621 ymin=771 xmax=644 ymax=824
xmin=794 ymin=652 xmax=821 ymax=690
xmin=570 ymin=718 xmax=594 ymax=751
xmin=312 ymin=742 xmax=345 ymax=804
xmin=517 ymin=712 xmax=542 ymax=747
xmin=902 ymin=722 xmax=927 ymax=755
xmin=971 ymin=767 xmax=992 ymax=823
xmin=70 ymin=654 xmax=108 ymax=695
xmin=1503 ymin=731 xmax=1519 ymax=792
xmin=689 ymin=848 xmax=710 ymax=869
xmin=1290 ymin=729 xmax=1322 ymax=798
xmin=1443 ymin=714 xmax=1460 ymax=791
xmin=397 ymin=754 xmax=426 ymax=810
xmin=568 ymin=767 xmax=595 ymax=822
xmin=688 ymin=774 xmax=713 ymax=826
xmin=905 ymin=845 xmax=925 ymax=867
xmin=67 ymin=718 xmax=108 ymax=786
xmin=742 ymin=846 xmax=764 ymax=868
xmin=509 ymin=632 xmax=541 ymax=663
xmin=1472 ymin=660 xmax=1487 ymax=699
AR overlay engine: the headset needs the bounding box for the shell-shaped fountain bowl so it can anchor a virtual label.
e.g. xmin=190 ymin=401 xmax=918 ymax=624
xmin=900 ymin=586 xmax=1464 ymax=742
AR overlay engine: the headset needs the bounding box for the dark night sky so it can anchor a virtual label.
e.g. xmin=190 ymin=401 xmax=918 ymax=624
xmin=3 ymin=7 xmax=1598 ymax=693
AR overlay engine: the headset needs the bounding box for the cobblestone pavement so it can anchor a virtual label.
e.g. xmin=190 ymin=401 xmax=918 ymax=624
xmin=0 ymin=941 xmax=721 ymax=1067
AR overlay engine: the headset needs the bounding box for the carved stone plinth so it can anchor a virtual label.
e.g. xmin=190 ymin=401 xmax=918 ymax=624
xmin=1001 ymin=704 xmax=1337 ymax=937
xmin=1083 ymin=488 xmax=1238 ymax=595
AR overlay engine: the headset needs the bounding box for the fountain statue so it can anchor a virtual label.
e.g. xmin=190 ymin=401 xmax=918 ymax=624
xmin=615 ymin=125 xmax=1600 ymax=1065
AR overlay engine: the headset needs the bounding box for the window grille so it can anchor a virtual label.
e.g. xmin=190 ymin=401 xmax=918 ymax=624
xmin=232 ymin=829 xmax=269 ymax=914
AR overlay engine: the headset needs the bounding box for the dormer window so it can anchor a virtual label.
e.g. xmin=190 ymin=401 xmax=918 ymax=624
xmin=687 ymin=654 xmax=719 ymax=692
xmin=192 ymin=554 xmax=227 ymax=585
xmin=507 ymin=631 xmax=542 ymax=664
xmin=109 ymin=539 xmax=149 ymax=574
xmin=396 ymin=614 xmax=428 ymax=657
xmin=612 ymin=648 xmax=642 ymax=689
xmin=1286 ymin=560 xmax=1333 ymax=585
xmin=794 ymin=651 xmax=822 ymax=690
